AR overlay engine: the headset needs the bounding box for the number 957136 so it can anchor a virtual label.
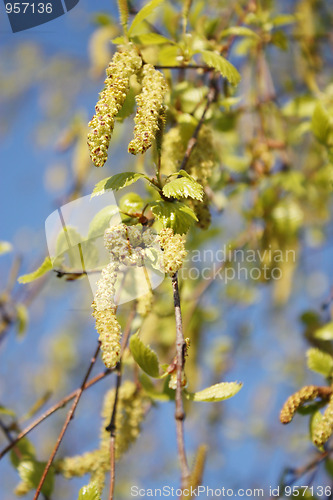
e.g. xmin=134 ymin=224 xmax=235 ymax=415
xmin=5 ymin=3 xmax=53 ymax=14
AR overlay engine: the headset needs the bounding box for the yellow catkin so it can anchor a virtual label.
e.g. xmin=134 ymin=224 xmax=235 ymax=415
xmin=137 ymin=289 xmax=154 ymax=317
xmin=128 ymin=64 xmax=167 ymax=154
xmin=92 ymin=306 xmax=122 ymax=369
xmin=56 ymin=450 xmax=104 ymax=479
xmin=100 ymin=381 xmax=147 ymax=461
xmin=191 ymin=195 xmax=211 ymax=230
xmin=158 ymin=228 xmax=187 ymax=275
xmin=161 ymin=125 xmax=215 ymax=183
xmin=313 ymin=395 xmax=333 ymax=447
xmin=88 ymin=47 xmax=142 ymax=167
xmin=280 ymin=385 xmax=331 ymax=424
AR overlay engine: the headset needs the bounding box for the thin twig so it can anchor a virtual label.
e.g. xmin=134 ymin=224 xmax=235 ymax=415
xmin=106 ymin=304 xmax=137 ymax=500
xmin=33 ymin=343 xmax=101 ymax=500
xmin=0 ymin=367 xmax=113 ymax=460
xmin=171 ymin=273 xmax=190 ymax=488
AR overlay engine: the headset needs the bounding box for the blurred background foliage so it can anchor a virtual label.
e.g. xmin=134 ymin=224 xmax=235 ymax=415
xmin=0 ymin=0 xmax=333 ymax=498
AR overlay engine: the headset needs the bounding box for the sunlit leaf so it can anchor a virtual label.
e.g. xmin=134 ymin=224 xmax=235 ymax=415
xmin=185 ymin=382 xmax=243 ymax=402
xmin=314 ymin=322 xmax=333 ymax=341
xmin=92 ymin=172 xmax=148 ymax=197
xmin=312 ymin=103 xmax=330 ymax=145
xmin=200 ymin=50 xmax=241 ymax=85
xmin=78 ymin=482 xmax=101 ymax=500
xmin=18 ymin=257 xmax=52 ymax=284
xmin=307 ymin=348 xmax=333 ymax=377
xmin=163 ymin=176 xmax=204 ymax=201
xmin=150 ymin=200 xmax=197 ymax=234
xmin=130 ymin=332 xmax=160 ymax=377
xmin=128 ymin=0 xmax=164 ymax=35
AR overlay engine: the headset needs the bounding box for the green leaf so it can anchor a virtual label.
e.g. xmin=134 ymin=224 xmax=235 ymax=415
xmin=314 ymin=322 xmax=333 ymax=341
xmin=220 ymin=26 xmax=259 ymax=39
xmin=17 ymin=460 xmax=55 ymax=497
xmin=312 ymin=103 xmax=330 ymax=145
xmin=271 ymin=14 xmax=296 ymax=27
xmin=0 ymin=405 xmax=16 ymax=417
xmin=87 ymin=206 xmax=119 ymax=240
xmin=18 ymin=257 xmax=52 ymax=284
xmin=55 ymin=226 xmax=99 ymax=270
xmin=0 ymin=241 xmax=12 ymax=255
xmin=92 ymin=172 xmax=148 ymax=197
xmin=185 ymin=382 xmax=243 ymax=402
xmin=117 ymin=0 xmax=129 ymax=33
xmin=200 ymin=50 xmax=241 ymax=86
xmin=15 ymin=304 xmax=29 ymax=338
xmin=139 ymin=373 xmax=172 ymax=401
xmin=133 ymin=33 xmax=174 ymax=45
xmin=130 ymin=333 xmax=160 ymax=377
xmin=78 ymin=482 xmax=101 ymax=500
xmin=163 ymin=176 xmax=204 ymax=201
xmin=150 ymin=200 xmax=197 ymax=234
xmin=10 ymin=438 xmax=35 ymax=468
xmin=307 ymin=348 xmax=333 ymax=377
xmin=128 ymin=0 xmax=164 ymax=36
xmin=119 ymin=192 xmax=145 ymax=215
xmin=310 ymin=410 xmax=324 ymax=450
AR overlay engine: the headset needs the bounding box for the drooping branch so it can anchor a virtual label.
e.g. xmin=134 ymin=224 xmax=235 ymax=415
xmin=171 ymin=273 xmax=190 ymax=488
xmin=33 ymin=343 xmax=101 ymax=500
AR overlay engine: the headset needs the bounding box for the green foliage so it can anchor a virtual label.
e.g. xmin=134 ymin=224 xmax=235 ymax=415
xmin=0 ymin=241 xmax=12 ymax=255
xmin=18 ymin=256 xmax=52 ymax=284
xmin=313 ymin=322 xmax=333 ymax=341
xmin=16 ymin=460 xmax=55 ymax=497
xmin=0 ymin=405 xmax=15 ymax=417
xmin=150 ymin=200 xmax=197 ymax=234
xmin=92 ymin=172 xmax=148 ymax=197
xmin=163 ymin=175 xmax=204 ymax=201
xmin=87 ymin=205 xmax=119 ymax=240
xmin=78 ymin=482 xmax=101 ymax=500
xmin=200 ymin=51 xmax=241 ymax=86
xmin=309 ymin=410 xmax=324 ymax=449
xmin=10 ymin=438 xmax=35 ymax=468
xmin=311 ymin=102 xmax=331 ymax=145
xmin=306 ymin=348 xmax=333 ymax=377
xmin=130 ymin=332 xmax=160 ymax=377
xmin=15 ymin=304 xmax=29 ymax=338
xmin=185 ymin=382 xmax=243 ymax=402
xmin=128 ymin=0 xmax=164 ymax=36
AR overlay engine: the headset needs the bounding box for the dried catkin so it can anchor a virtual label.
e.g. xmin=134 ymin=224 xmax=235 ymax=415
xmin=88 ymin=47 xmax=142 ymax=167
xmin=128 ymin=64 xmax=167 ymax=154
xmin=158 ymin=228 xmax=187 ymax=275
xmin=313 ymin=395 xmax=333 ymax=447
xmin=280 ymin=385 xmax=331 ymax=424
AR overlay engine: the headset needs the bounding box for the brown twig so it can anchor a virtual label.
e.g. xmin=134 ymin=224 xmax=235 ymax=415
xmin=171 ymin=273 xmax=190 ymax=488
xmin=106 ymin=304 xmax=137 ymax=500
xmin=0 ymin=367 xmax=114 ymax=460
xmin=33 ymin=343 xmax=101 ymax=500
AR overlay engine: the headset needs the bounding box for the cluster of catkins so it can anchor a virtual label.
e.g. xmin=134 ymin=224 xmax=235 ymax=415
xmin=161 ymin=125 xmax=216 ymax=229
xmin=92 ymin=224 xmax=161 ymax=369
xmin=280 ymin=385 xmax=333 ymax=447
xmin=87 ymin=45 xmax=167 ymax=167
xmin=56 ymin=382 xmax=147 ymax=496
